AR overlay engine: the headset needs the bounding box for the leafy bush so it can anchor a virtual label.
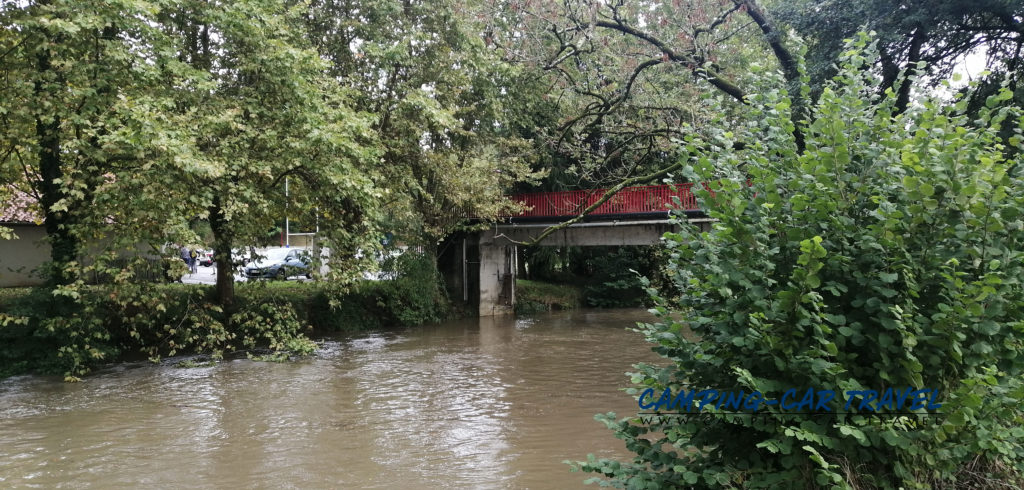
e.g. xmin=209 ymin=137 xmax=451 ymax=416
xmin=515 ymin=278 xmax=583 ymax=313
xmin=232 ymin=302 xmax=316 ymax=359
xmin=369 ymin=250 xmax=450 ymax=326
xmin=0 ymin=283 xmax=210 ymax=379
xmin=0 ymin=283 xmax=311 ymax=379
xmin=575 ymin=38 xmax=1024 ymax=488
xmin=303 ymin=251 xmax=452 ymax=329
xmin=583 ymin=247 xmax=660 ymax=308
xmin=0 ymin=250 xmax=455 ymax=379
xmin=0 ymin=288 xmax=76 ymax=377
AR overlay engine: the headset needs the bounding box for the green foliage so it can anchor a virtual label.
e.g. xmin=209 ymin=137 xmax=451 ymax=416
xmin=370 ymin=251 xmax=450 ymax=326
xmin=584 ymin=247 xmax=660 ymax=308
xmin=515 ymin=279 xmax=583 ymax=314
xmin=771 ymin=0 xmax=1024 ymax=103
xmin=575 ymin=37 xmax=1024 ymax=488
xmin=232 ymin=302 xmax=316 ymax=357
xmin=494 ymin=0 xmax=774 ymax=189
xmin=301 ymin=0 xmax=541 ymax=245
xmin=0 ymin=0 xmax=189 ymax=285
xmin=0 ymin=283 xmax=306 ymax=380
xmin=155 ymin=0 xmax=382 ymax=306
xmin=0 ymin=0 xmax=511 ymax=378
xmin=174 ymin=358 xmax=216 ymax=369
xmin=1 ymin=0 xmax=382 ymax=306
xmin=0 ymin=288 xmax=77 ymax=378
xmin=0 ymin=253 xmax=454 ymax=379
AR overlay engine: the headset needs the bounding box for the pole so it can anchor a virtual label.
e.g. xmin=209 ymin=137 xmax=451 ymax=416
xmin=285 ymin=177 xmax=290 ymax=248
xmin=462 ymin=238 xmax=468 ymax=302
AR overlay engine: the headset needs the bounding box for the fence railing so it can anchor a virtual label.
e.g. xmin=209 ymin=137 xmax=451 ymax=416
xmin=508 ymin=184 xmax=702 ymax=218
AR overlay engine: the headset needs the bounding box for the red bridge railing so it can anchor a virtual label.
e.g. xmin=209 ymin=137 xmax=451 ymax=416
xmin=509 ymin=184 xmax=701 ymax=218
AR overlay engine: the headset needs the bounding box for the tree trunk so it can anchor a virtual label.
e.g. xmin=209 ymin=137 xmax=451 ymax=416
xmin=209 ymin=196 xmax=235 ymax=310
xmin=35 ymin=47 xmax=78 ymax=286
xmin=894 ymin=27 xmax=927 ymax=115
xmin=517 ymin=246 xmax=528 ymax=279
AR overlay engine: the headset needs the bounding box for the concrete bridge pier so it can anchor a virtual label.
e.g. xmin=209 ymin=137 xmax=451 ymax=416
xmin=478 ymin=233 xmax=517 ymax=316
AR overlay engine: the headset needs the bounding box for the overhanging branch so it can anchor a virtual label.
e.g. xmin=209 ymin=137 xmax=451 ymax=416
xmin=516 ymin=160 xmax=684 ymax=247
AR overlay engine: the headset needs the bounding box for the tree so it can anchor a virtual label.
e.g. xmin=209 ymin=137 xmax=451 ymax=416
xmin=156 ymin=0 xmax=380 ymax=308
xmin=0 ymin=0 xmax=382 ymax=379
xmin=479 ymin=0 xmax=807 ymax=246
xmin=300 ymin=0 xmax=541 ymax=250
xmin=485 ymin=1 xmax=1024 ymax=248
xmin=485 ymin=0 xmax=765 ymax=187
xmin=0 ymin=0 xmax=178 ymax=286
xmin=574 ymin=37 xmax=1024 ymax=488
xmin=1 ymin=0 xmax=380 ymax=308
xmin=771 ymin=0 xmax=1024 ymax=114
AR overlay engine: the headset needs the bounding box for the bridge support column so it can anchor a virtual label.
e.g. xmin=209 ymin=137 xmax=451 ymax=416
xmin=479 ymin=232 xmax=516 ymax=316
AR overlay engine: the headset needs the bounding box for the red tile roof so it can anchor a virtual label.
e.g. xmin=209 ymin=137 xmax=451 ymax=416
xmin=0 ymin=185 xmax=43 ymax=224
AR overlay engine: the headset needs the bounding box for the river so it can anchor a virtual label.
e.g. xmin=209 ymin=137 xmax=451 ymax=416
xmin=0 ymin=309 xmax=664 ymax=489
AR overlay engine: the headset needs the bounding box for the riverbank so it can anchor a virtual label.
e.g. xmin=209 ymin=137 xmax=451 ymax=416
xmin=0 ymin=270 xmax=451 ymax=380
xmin=514 ymin=277 xmax=652 ymax=314
xmin=2 ymin=273 xmax=641 ymax=380
xmin=514 ymin=279 xmax=583 ymax=314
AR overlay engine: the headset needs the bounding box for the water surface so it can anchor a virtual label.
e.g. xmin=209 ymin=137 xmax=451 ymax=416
xmin=0 ymin=309 xmax=664 ymax=489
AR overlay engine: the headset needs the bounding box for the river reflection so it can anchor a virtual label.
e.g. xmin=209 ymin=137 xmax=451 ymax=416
xmin=0 ymin=309 xmax=664 ymax=489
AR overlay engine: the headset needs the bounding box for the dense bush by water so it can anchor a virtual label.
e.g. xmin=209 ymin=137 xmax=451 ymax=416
xmin=0 ymin=252 xmax=449 ymax=380
xmin=573 ymin=40 xmax=1024 ymax=488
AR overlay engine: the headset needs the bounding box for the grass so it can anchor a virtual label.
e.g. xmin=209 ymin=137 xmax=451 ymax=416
xmin=0 ymin=287 xmax=32 ymax=309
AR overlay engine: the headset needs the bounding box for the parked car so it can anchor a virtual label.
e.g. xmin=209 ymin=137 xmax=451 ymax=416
xmin=243 ymin=248 xmax=312 ymax=280
xmin=198 ymin=249 xmax=215 ymax=266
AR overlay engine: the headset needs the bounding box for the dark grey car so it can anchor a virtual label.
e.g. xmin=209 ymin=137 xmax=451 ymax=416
xmin=243 ymin=248 xmax=312 ymax=280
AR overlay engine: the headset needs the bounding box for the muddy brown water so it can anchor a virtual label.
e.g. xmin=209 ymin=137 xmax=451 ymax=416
xmin=0 ymin=309 xmax=666 ymax=489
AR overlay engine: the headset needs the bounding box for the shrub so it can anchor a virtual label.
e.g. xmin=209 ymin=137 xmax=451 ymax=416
xmin=0 ymin=282 xmax=312 ymax=379
xmin=575 ymin=37 xmax=1024 ymax=488
xmin=583 ymin=247 xmax=660 ymax=308
xmin=515 ymin=278 xmax=583 ymax=313
xmin=231 ymin=302 xmax=316 ymax=359
xmin=370 ymin=250 xmax=449 ymax=326
xmin=0 ymin=250 xmax=455 ymax=379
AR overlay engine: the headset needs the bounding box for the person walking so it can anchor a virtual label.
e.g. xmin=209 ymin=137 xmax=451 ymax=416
xmin=188 ymin=247 xmax=199 ymax=275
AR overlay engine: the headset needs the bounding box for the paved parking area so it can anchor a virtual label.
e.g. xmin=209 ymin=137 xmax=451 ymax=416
xmin=179 ymin=264 xmax=243 ymax=285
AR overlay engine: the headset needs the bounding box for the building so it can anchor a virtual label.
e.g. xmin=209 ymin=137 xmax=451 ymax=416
xmin=0 ymin=186 xmax=48 ymax=287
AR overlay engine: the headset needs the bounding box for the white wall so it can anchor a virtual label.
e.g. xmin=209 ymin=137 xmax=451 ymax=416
xmin=0 ymin=225 xmax=49 ymax=287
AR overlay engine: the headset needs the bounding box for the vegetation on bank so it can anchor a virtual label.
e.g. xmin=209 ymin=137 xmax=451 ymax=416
xmin=514 ymin=279 xmax=583 ymax=314
xmin=517 ymin=246 xmax=670 ymax=313
xmin=573 ymin=40 xmax=1024 ymax=488
xmin=0 ymin=253 xmax=449 ymax=381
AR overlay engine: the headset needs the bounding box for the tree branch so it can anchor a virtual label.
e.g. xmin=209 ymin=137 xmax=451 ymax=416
xmin=593 ymin=19 xmax=746 ymax=103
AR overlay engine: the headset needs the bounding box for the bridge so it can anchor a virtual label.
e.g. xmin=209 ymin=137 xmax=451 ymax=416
xmin=438 ymin=184 xmax=716 ymax=316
